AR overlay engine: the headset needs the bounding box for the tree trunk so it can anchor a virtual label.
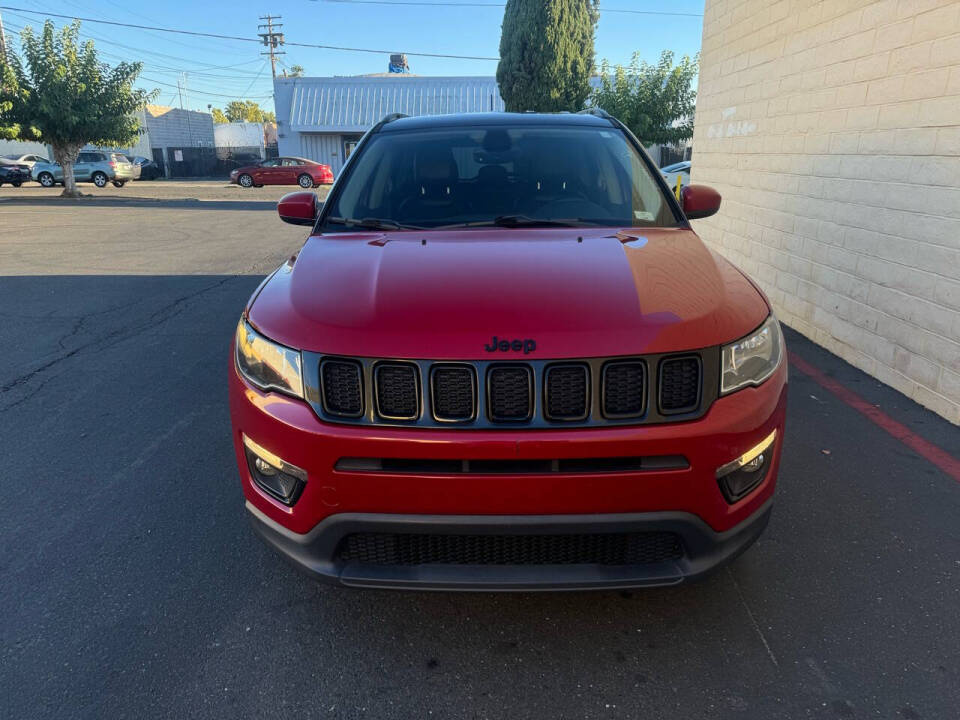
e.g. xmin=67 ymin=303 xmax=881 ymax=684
xmin=52 ymin=143 xmax=84 ymax=198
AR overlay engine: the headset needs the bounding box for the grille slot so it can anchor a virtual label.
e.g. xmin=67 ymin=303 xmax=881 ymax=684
xmin=602 ymin=361 xmax=646 ymax=418
xmin=487 ymin=366 xmax=533 ymax=421
xmin=320 ymin=359 xmax=363 ymax=417
xmin=337 ymin=531 xmax=684 ymax=566
xmin=375 ymin=363 xmax=419 ymax=419
xmin=544 ymin=364 xmax=589 ymax=421
xmin=659 ymin=356 xmax=701 ymax=413
xmin=431 ymin=365 xmax=476 ymax=421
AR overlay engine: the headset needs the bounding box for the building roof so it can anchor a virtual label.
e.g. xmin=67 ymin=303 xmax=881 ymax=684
xmin=275 ymin=75 xmax=504 ymax=133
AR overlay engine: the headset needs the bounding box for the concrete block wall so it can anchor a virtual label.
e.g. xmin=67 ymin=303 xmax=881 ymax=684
xmin=692 ymin=0 xmax=960 ymax=423
xmin=144 ymin=105 xmax=215 ymax=150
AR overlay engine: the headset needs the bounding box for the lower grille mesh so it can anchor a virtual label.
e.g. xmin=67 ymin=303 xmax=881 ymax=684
xmin=660 ymin=356 xmax=701 ymax=412
xmin=337 ymin=531 xmax=684 ymax=566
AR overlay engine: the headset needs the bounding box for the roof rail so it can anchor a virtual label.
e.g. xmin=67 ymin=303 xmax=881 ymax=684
xmin=380 ymin=112 xmax=409 ymax=125
xmin=577 ymin=107 xmax=613 ymax=120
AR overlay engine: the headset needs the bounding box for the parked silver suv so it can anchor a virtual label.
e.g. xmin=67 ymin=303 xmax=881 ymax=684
xmin=32 ymin=152 xmax=138 ymax=188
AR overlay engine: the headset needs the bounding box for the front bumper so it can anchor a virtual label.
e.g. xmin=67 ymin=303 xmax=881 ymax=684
xmin=247 ymin=497 xmax=773 ymax=591
xmin=230 ymin=356 xmax=787 ymax=590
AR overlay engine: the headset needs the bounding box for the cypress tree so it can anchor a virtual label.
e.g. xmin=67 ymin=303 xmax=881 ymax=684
xmin=497 ymin=0 xmax=600 ymax=113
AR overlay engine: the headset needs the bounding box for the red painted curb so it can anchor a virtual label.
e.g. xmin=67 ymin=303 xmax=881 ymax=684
xmin=787 ymin=351 xmax=960 ymax=483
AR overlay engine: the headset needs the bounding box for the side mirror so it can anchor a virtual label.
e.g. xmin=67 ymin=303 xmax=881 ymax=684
xmin=278 ymin=191 xmax=319 ymax=226
xmin=681 ymin=184 xmax=722 ymax=220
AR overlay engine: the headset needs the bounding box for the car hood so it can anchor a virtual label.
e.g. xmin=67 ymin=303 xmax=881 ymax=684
xmin=248 ymin=227 xmax=769 ymax=359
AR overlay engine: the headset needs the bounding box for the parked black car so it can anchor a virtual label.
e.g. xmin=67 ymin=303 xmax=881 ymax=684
xmin=125 ymin=155 xmax=163 ymax=180
xmin=0 ymin=164 xmax=31 ymax=187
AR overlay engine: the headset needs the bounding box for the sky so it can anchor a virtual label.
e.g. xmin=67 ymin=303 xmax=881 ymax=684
xmin=0 ymin=0 xmax=705 ymax=113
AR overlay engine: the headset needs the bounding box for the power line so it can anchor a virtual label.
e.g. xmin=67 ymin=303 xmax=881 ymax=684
xmin=242 ymin=61 xmax=270 ymax=96
xmin=314 ymin=0 xmax=703 ymax=15
xmin=1 ymin=16 xmax=274 ymax=104
xmin=140 ymin=75 xmax=273 ymax=99
xmin=0 ymin=2 xmax=701 ymax=69
xmin=1 ymin=9 xmax=266 ymax=73
xmin=286 ymin=39 xmax=496 ymax=60
xmin=0 ymin=6 xmax=259 ymax=43
xmin=0 ymin=5 xmax=500 ymax=60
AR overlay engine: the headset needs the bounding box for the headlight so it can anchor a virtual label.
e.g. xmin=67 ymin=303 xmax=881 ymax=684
xmin=720 ymin=314 xmax=784 ymax=395
xmin=235 ymin=320 xmax=303 ymax=398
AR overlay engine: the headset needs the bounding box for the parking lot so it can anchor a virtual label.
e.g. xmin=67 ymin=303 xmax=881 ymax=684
xmin=1 ymin=181 xmax=958 ymax=719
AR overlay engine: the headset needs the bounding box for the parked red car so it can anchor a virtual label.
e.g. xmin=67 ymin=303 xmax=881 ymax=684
xmin=230 ymin=156 xmax=334 ymax=188
xmin=229 ymin=111 xmax=788 ymax=591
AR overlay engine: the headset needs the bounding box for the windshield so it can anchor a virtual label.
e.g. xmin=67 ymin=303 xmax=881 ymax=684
xmin=321 ymin=124 xmax=678 ymax=231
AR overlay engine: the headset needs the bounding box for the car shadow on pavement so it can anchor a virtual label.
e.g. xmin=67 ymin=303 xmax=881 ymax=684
xmin=1 ymin=276 xmax=957 ymax=719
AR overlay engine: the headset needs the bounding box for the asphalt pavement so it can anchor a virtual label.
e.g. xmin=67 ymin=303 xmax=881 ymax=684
xmin=1 ymin=184 xmax=958 ymax=719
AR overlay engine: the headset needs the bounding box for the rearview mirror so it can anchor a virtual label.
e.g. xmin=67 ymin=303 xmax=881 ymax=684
xmin=278 ymin=191 xmax=320 ymax=226
xmin=681 ymin=185 xmax=721 ymax=220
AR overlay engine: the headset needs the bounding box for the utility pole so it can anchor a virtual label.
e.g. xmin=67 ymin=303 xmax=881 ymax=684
xmin=258 ymin=15 xmax=285 ymax=79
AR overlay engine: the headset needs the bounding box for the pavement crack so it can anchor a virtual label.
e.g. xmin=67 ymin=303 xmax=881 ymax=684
xmin=726 ymin=566 xmax=779 ymax=668
xmin=0 ymin=275 xmax=242 ymax=409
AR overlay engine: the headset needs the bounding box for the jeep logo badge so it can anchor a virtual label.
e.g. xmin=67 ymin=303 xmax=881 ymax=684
xmin=484 ymin=336 xmax=536 ymax=354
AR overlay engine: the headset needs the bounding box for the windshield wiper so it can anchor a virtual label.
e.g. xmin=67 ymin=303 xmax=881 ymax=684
xmin=439 ymin=215 xmax=601 ymax=229
xmin=326 ymin=216 xmax=424 ymax=231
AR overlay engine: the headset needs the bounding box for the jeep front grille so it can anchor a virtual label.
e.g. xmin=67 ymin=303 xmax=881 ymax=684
xmin=304 ymin=349 xmax=716 ymax=429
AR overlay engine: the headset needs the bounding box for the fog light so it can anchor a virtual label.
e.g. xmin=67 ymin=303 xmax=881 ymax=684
xmin=254 ymin=457 xmax=278 ymax=476
xmin=716 ymin=430 xmax=776 ymax=503
xmin=242 ymin=434 xmax=307 ymax=505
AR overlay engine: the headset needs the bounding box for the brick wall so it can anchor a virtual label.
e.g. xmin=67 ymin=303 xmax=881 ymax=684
xmin=692 ymin=0 xmax=960 ymax=423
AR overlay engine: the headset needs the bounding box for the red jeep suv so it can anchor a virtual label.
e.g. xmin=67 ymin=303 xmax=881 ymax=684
xmin=229 ymin=111 xmax=787 ymax=591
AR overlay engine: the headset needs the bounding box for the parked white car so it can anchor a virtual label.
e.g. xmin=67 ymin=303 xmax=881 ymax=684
xmin=661 ymin=160 xmax=691 ymax=189
xmin=1 ymin=152 xmax=51 ymax=170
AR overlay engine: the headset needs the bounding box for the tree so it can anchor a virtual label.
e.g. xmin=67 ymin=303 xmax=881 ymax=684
xmin=496 ymin=0 xmax=599 ymax=113
xmin=1 ymin=56 xmax=32 ymax=140
xmin=285 ymin=64 xmax=304 ymax=78
xmin=212 ymin=101 xmax=275 ymax=124
xmin=592 ymin=50 xmax=699 ymax=146
xmin=0 ymin=21 xmax=153 ymax=196
xmin=224 ymin=100 xmax=274 ymax=123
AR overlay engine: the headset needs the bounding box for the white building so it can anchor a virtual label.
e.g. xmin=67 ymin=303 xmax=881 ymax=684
xmin=214 ymin=122 xmax=270 ymax=158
